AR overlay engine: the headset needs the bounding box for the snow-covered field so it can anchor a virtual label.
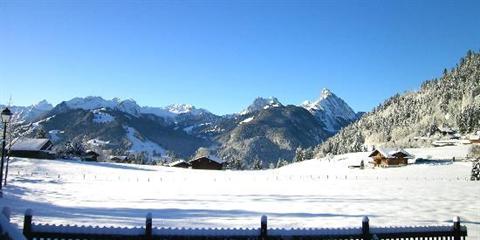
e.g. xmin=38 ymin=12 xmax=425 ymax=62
xmin=0 ymin=145 xmax=478 ymax=238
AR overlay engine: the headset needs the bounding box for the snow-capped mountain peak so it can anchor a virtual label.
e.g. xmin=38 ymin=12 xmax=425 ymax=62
xmin=301 ymin=88 xmax=357 ymax=132
xmin=64 ymin=96 xmax=119 ymax=110
xmin=32 ymin=100 xmax=54 ymax=111
xmin=164 ymin=104 xmax=209 ymax=116
xmin=117 ymin=99 xmax=141 ymax=116
xmin=240 ymin=97 xmax=282 ymax=115
xmin=320 ymin=88 xmax=333 ymax=100
xmin=62 ymin=96 xmax=212 ymax=119
xmin=165 ymin=104 xmax=195 ymax=114
xmin=0 ymin=100 xmax=53 ymax=124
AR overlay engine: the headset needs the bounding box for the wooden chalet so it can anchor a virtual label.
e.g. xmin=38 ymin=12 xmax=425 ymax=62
xmin=9 ymin=138 xmax=55 ymax=159
xmin=368 ymin=148 xmax=413 ymax=167
xmin=110 ymin=155 xmax=128 ymax=163
xmin=83 ymin=150 xmax=100 ymax=161
xmin=189 ymin=155 xmax=224 ymax=170
xmin=168 ymin=160 xmax=191 ymax=168
xmin=437 ymin=126 xmax=456 ymax=135
xmin=469 ymin=135 xmax=480 ymax=144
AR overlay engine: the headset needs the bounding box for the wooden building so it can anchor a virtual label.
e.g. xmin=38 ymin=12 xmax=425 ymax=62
xmin=189 ymin=155 xmax=224 ymax=170
xmin=110 ymin=155 xmax=128 ymax=163
xmin=368 ymin=148 xmax=413 ymax=167
xmin=9 ymin=138 xmax=55 ymax=159
xmin=469 ymin=135 xmax=480 ymax=144
xmin=168 ymin=160 xmax=191 ymax=168
xmin=83 ymin=150 xmax=100 ymax=161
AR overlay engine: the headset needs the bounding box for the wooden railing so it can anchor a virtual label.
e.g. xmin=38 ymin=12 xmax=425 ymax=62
xmin=0 ymin=207 xmax=27 ymax=240
xmin=21 ymin=209 xmax=468 ymax=240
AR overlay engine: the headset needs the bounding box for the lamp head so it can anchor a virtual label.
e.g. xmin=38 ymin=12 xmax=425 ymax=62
xmin=1 ymin=108 xmax=12 ymax=124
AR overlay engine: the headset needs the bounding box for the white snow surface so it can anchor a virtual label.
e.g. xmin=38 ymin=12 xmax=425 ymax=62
xmin=239 ymin=117 xmax=254 ymax=124
xmin=0 ymin=145 xmax=478 ymax=238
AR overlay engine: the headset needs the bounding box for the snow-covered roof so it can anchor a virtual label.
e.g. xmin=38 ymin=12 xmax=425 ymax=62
xmin=469 ymin=135 xmax=480 ymax=140
xmin=168 ymin=160 xmax=190 ymax=167
xmin=110 ymin=155 xmax=127 ymax=161
xmin=369 ymin=148 xmax=414 ymax=159
xmin=191 ymin=155 xmax=224 ymax=164
xmin=437 ymin=126 xmax=455 ymax=133
xmin=11 ymin=138 xmax=52 ymax=151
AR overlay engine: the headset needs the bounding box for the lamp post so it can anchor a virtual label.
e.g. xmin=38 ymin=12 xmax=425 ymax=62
xmin=0 ymin=107 xmax=12 ymax=197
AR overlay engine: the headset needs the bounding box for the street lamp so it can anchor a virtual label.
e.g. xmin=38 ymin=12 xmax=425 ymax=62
xmin=0 ymin=107 xmax=12 ymax=197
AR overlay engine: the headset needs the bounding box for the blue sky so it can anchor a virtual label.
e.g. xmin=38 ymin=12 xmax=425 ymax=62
xmin=0 ymin=0 xmax=479 ymax=115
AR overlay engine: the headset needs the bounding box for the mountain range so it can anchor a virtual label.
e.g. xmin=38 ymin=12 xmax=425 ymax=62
xmin=5 ymin=88 xmax=359 ymax=168
xmin=8 ymin=50 xmax=479 ymax=168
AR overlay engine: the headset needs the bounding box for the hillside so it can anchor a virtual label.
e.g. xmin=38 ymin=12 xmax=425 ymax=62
xmin=314 ymin=50 xmax=480 ymax=157
xmin=216 ymin=105 xmax=329 ymax=168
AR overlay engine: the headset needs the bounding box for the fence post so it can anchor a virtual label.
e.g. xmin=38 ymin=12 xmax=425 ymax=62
xmin=2 ymin=207 xmax=11 ymax=222
xmin=453 ymin=216 xmax=461 ymax=240
xmin=260 ymin=215 xmax=267 ymax=240
xmin=362 ymin=216 xmax=371 ymax=240
xmin=145 ymin=213 xmax=152 ymax=240
xmin=23 ymin=209 xmax=32 ymax=240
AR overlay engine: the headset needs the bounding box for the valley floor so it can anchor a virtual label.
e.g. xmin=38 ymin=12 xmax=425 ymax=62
xmin=0 ymin=145 xmax=478 ymax=238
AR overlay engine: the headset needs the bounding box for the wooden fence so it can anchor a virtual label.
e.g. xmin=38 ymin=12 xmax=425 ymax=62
xmin=21 ymin=209 xmax=468 ymax=240
xmin=0 ymin=208 xmax=27 ymax=240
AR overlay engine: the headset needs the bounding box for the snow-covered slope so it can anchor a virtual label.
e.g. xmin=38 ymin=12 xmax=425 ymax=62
xmin=124 ymin=126 xmax=166 ymax=157
xmin=0 ymin=145 xmax=477 ymax=238
xmin=301 ymin=88 xmax=358 ymax=132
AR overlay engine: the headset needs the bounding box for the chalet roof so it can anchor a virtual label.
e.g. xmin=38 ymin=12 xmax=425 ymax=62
xmin=368 ymin=147 xmax=414 ymax=159
xmin=110 ymin=155 xmax=127 ymax=161
xmin=85 ymin=150 xmax=100 ymax=156
xmin=10 ymin=138 xmax=52 ymax=151
xmin=190 ymin=155 xmax=224 ymax=164
xmin=438 ymin=126 xmax=455 ymax=133
xmin=168 ymin=160 xmax=190 ymax=167
xmin=469 ymin=135 xmax=480 ymax=140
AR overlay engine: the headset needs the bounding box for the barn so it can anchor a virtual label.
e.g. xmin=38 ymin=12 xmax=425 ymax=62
xmin=9 ymin=138 xmax=55 ymax=159
xmin=469 ymin=135 xmax=480 ymax=144
xmin=368 ymin=148 xmax=413 ymax=167
xmin=189 ymin=155 xmax=224 ymax=170
xmin=83 ymin=150 xmax=100 ymax=161
xmin=110 ymin=155 xmax=128 ymax=163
